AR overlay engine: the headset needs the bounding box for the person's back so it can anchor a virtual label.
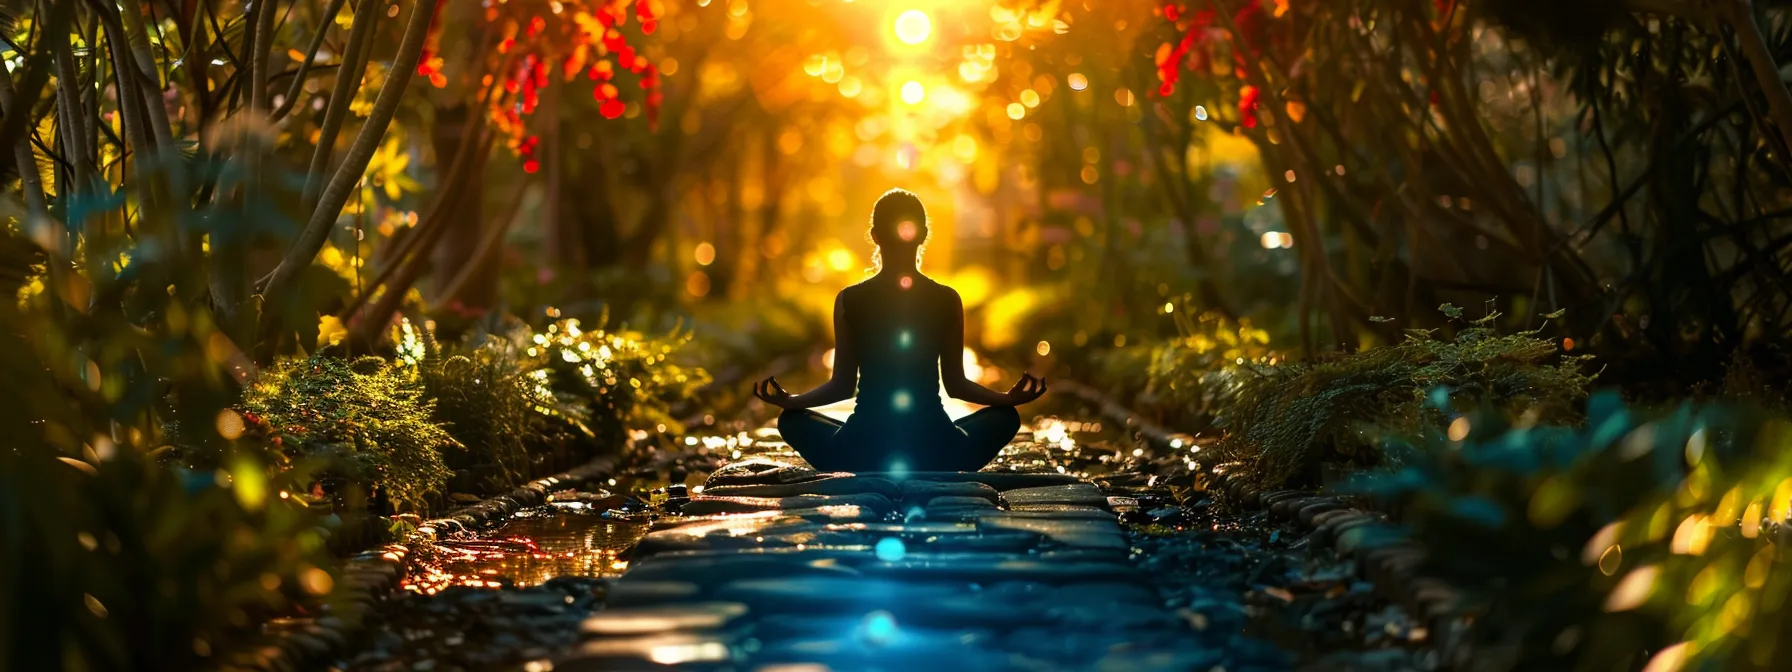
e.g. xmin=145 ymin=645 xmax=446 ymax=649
xmin=754 ymin=189 xmax=1047 ymax=473
xmin=831 ymin=275 xmax=960 ymax=466
xmin=840 ymin=275 xmax=948 ymax=417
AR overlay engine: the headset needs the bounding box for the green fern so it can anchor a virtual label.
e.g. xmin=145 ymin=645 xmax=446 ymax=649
xmin=238 ymin=353 xmax=456 ymax=513
xmin=1215 ymin=326 xmax=1594 ymax=489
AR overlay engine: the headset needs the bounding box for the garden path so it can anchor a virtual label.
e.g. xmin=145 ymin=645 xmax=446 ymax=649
xmin=345 ymin=401 xmax=1430 ymax=671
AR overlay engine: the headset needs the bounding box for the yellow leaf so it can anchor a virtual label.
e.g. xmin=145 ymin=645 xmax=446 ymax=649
xmin=57 ymin=457 xmax=98 ymax=476
xmin=231 ymin=455 xmax=267 ymax=511
xmin=318 ymin=315 xmax=348 ymax=349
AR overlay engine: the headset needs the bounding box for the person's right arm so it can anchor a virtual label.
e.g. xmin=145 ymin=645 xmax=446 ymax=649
xmin=755 ymin=292 xmax=857 ymax=409
xmin=939 ymin=289 xmax=1047 ymax=406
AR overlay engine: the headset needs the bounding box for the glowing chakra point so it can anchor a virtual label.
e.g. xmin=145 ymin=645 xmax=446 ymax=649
xmin=862 ymin=610 xmax=900 ymax=645
xmin=892 ymin=390 xmax=912 ymax=411
xmin=874 ymin=537 xmax=907 ymax=562
xmin=894 ymin=10 xmax=933 ymax=45
xmin=898 ymin=330 xmax=913 ymax=349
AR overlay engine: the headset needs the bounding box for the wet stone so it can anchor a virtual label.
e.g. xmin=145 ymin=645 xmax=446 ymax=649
xmin=924 ymin=495 xmax=998 ymax=511
xmin=618 ymin=554 xmax=863 ymax=587
xmin=859 ymin=470 xmax=1083 ymax=491
xmin=899 ymin=479 xmax=1001 ymax=505
xmin=857 ymin=557 xmax=1144 ymax=586
xmin=750 ymin=613 xmax=998 ymax=645
xmin=751 ymin=634 xmax=1018 ymax=671
xmin=603 ymin=580 xmax=702 ymax=607
xmin=702 ymin=460 xmax=824 ymax=487
xmin=679 ymin=492 xmax=896 ymax=516
xmin=1002 ymin=483 xmax=1110 ymax=508
xmin=579 ymin=602 xmax=750 ymax=636
xmin=700 ymin=475 xmax=901 ymax=499
xmin=976 ymin=515 xmax=1129 ymax=550
xmin=557 ymin=633 xmax=734 ymax=669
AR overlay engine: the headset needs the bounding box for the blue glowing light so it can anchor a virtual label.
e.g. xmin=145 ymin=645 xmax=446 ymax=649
xmin=874 ymin=537 xmax=907 ymax=562
xmin=892 ymin=390 xmax=911 ymax=411
xmin=862 ymin=610 xmax=899 ymax=644
xmin=898 ymin=330 xmax=912 ymax=349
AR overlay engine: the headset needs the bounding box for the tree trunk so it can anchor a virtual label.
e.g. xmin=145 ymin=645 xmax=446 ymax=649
xmin=262 ymin=0 xmax=440 ymax=316
xmin=428 ymin=104 xmax=494 ymax=310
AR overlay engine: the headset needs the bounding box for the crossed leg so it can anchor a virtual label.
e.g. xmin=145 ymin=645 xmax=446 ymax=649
xmin=777 ymin=406 xmax=1020 ymax=473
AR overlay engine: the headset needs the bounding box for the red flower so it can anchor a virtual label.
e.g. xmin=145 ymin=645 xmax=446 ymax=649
xmin=1239 ymin=85 xmax=1261 ymax=128
xmin=600 ymin=98 xmax=626 ymax=119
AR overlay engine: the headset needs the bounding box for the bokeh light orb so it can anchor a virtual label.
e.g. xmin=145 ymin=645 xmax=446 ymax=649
xmin=874 ymin=537 xmax=907 ymax=562
xmin=894 ymin=10 xmax=932 ymax=45
xmin=900 ymin=80 xmax=926 ymax=105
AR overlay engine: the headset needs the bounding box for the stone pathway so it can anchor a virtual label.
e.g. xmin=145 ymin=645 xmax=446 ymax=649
xmin=343 ymin=405 xmax=1432 ymax=671
xmin=555 ymin=417 xmax=1287 ymax=671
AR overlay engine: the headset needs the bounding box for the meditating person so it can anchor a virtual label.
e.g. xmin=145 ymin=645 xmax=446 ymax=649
xmin=752 ymin=188 xmax=1048 ymax=473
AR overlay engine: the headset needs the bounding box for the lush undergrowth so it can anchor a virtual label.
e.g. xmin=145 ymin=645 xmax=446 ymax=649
xmin=4 ymin=227 xmax=705 ymax=669
xmin=1352 ymin=396 xmax=1792 ymax=670
xmin=1096 ymin=309 xmax=1277 ymax=431
xmin=1081 ymin=306 xmax=1591 ymax=490
xmin=205 ymin=317 xmax=708 ymax=516
xmin=1213 ymin=318 xmax=1594 ymax=489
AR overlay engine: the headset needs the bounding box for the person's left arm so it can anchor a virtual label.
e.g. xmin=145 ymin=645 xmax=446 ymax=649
xmin=755 ymin=293 xmax=858 ymax=409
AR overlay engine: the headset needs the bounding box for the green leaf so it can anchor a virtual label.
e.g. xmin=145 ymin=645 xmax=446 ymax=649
xmin=1439 ymin=303 xmax=1464 ymax=319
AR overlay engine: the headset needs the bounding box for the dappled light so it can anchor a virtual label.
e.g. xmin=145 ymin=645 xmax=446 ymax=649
xmin=5 ymin=0 xmax=1792 ymax=670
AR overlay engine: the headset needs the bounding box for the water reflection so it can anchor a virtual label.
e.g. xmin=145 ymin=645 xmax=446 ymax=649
xmin=404 ymin=513 xmax=650 ymax=594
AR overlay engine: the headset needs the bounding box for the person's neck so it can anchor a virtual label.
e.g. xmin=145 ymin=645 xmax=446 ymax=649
xmin=877 ymin=263 xmax=918 ymax=280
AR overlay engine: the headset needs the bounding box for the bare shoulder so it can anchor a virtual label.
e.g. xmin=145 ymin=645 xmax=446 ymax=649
xmin=835 ymin=281 xmax=872 ymax=313
xmin=930 ymin=278 xmax=961 ymax=306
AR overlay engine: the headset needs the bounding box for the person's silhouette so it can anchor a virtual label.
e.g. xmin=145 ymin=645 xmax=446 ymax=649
xmin=754 ymin=189 xmax=1047 ymax=473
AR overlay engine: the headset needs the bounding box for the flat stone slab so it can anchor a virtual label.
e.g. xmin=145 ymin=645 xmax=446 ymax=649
xmin=859 ymin=471 xmax=1083 ymax=490
xmin=603 ymin=580 xmax=703 ymax=607
xmin=679 ymin=492 xmax=895 ymax=516
xmin=752 ymin=634 xmax=1019 ymax=670
xmin=703 ymin=460 xmax=827 ymax=487
xmin=976 ymin=515 xmax=1128 ymax=550
xmin=633 ymin=520 xmax=830 ymax=558
xmin=701 ymin=475 xmax=900 ymax=499
xmin=1003 ymin=627 xmax=1220 ymax=666
xmin=711 ymin=577 xmax=1039 ymax=628
xmin=750 ymin=613 xmax=998 ymax=645
xmin=855 ymin=558 xmax=1145 ymax=585
xmin=618 ymin=554 xmax=861 ymax=587
xmin=899 ymin=479 xmax=1001 ymax=505
xmin=1001 ymin=483 xmax=1110 ymax=508
xmin=579 ymin=602 xmax=750 ymax=636
xmin=557 ymin=633 xmax=734 ymax=669
xmin=926 ymin=495 xmax=998 ymax=509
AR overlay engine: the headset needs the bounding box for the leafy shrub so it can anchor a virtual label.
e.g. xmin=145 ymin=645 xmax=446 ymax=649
xmin=524 ymin=317 xmax=711 ymax=448
xmin=401 ymin=320 xmax=555 ymax=490
xmin=2 ymin=449 xmax=341 ymax=671
xmin=1129 ymin=309 xmax=1275 ymax=427
xmin=1353 ymin=395 xmax=1792 ymax=671
xmin=238 ymin=353 xmax=457 ymax=513
xmin=1215 ymin=314 xmax=1593 ymax=489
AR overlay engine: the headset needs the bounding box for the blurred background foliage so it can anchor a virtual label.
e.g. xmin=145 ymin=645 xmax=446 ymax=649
xmin=1350 ymin=395 xmax=1792 ymax=670
xmin=2 ymin=0 xmax=1792 ymax=667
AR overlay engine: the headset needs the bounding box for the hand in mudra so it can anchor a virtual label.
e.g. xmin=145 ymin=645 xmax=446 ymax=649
xmin=753 ymin=376 xmax=795 ymax=409
xmin=1006 ymin=373 xmax=1048 ymax=405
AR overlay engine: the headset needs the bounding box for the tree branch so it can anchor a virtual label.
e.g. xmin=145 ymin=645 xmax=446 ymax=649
xmin=300 ymin=0 xmax=382 ymax=212
xmin=270 ymin=0 xmax=347 ymax=122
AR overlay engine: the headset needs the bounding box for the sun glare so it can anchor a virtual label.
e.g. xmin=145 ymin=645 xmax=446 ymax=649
xmin=900 ymin=80 xmax=926 ymax=105
xmin=894 ymin=10 xmax=933 ymax=45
